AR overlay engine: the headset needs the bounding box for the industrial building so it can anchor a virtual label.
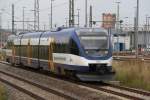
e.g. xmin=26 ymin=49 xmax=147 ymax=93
xmin=113 ymin=28 xmax=150 ymax=52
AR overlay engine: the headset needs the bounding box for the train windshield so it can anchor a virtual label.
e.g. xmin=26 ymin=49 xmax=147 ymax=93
xmin=79 ymin=34 xmax=109 ymax=56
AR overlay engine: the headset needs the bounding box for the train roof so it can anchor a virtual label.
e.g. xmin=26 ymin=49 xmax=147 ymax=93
xmin=18 ymin=27 xmax=108 ymax=39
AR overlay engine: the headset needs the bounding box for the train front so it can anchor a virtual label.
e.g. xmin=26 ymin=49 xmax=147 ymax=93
xmin=75 ymin=28 xmax=115 ymax=81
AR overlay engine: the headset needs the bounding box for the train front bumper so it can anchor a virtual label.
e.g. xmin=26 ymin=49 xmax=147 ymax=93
xmin=76 ymin=71 xmax=115 ymax=82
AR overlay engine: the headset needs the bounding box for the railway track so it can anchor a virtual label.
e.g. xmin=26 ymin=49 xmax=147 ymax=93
xmin=0 ymin=66 xmax=76 ymax=100
xmin=113 ymin=56 xmax=150 ymax=61
xmin=77 ymin=82 xmax=150 ymax=100
xmin=1 ymin=61 xmax=150 ymax=100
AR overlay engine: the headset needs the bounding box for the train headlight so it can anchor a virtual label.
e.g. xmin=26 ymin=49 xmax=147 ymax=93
xmin=99 ymin=51 xmax=108 ymax=56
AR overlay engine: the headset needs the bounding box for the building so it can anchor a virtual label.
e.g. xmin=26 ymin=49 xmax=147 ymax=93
xmin=102 ymin=13 xmax=116 ymax=29
xmin=112 ymin=28 xmax=150 ymax=52
xmin=112 ymin=31 xmax=130 ymax=51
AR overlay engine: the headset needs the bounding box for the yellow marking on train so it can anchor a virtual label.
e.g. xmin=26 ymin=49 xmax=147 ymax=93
xmin=12 ymin=45 xmax=15 ymax=63
xmin=48 ymin=38 xmax=55 ymax=72
xmin=27 ymin=39 xmax=31 ymax=65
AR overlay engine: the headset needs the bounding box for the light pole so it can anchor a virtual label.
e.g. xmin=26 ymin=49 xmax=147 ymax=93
xmin=65 ymin=18 xmax=68 ymax=27
xmin=0 ymin=9 xmax=4 ymax=48
xmin=23 ymin=7 xmax=26 ymax=32
xmin=145 ymin=15 xmax=148 ymax=51
xmin=116 ymin=1 xmax=120 ymax=58
xmin=0 ymin=12 xmax=2 ymax=49
xmin=77 ymin=9 xmax=80 ymax=27
xmin=48 ymin=14 xmax=51 ymax=30
xmin=50 ymin=0 xmax=55 ymax=29
xmin=85 ymin=0 xmax=87 ymax=27
xmin=0 ymin=12 xmax=1 ymax=29
xmin=135 ymin=0 xmax=139 ymax=58
xmin=147 ymin=17 xmax=150 ymax=50
xmin=148 ymin=17 xmax=150 ymax=31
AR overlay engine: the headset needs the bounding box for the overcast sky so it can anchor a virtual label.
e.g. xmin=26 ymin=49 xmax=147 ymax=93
xmin=0 ymin=0 xmax=150 ymax=30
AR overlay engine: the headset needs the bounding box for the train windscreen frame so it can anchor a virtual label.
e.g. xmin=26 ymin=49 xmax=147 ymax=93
xmin=79 ymin=32 xmax=109 ymax=57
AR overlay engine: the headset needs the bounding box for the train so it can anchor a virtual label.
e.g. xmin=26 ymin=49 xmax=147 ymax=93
xmin=5 ymin=27 xmax=115 ymax=81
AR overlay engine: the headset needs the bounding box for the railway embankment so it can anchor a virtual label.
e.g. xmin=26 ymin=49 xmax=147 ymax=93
xmin=113 ymin=60 xmax=150 ymax=91
xmin=0 ymin=63 xmax=118 ymax=100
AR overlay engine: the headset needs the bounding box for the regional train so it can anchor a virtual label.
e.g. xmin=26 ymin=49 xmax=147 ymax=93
xmin=5 ymin=27 xmax=115 ymax=81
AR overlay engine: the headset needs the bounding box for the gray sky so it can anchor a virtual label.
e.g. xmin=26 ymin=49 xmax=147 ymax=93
xmin=0 ymin=0 xmax=150 ymax=30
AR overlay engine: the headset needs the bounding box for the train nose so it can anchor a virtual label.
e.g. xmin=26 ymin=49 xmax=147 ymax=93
xmin=89 ymin=64 xmax=111 ymax=74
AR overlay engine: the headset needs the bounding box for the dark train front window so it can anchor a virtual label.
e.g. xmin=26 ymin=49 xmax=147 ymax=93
xmin=80 ymin=35 xmax=109 ymax=56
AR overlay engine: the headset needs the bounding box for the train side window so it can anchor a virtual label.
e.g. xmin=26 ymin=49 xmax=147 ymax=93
xmin=69 ymin=39 xmax=79 ymax=55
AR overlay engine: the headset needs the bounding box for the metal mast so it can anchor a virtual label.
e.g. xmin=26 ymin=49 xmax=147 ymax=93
xmin=50 ymin=0 xmax=55 ymax=29
xmin=69 ymin=0 xmax=71 ymax=27
xmin=85 ymin=0 xmax=87 ymax=27
xmin=72 ymin=0 xmax=74 ymax=26
xmin=23 ymin=7 xmax=25 ymax=32
xmin=116 ymin=2 xmax=120 ymax=58
xmin=135 ymin=0 xmax=139 ymax=58
xmin=12 ymin=4 xmax=15 ymax=34
xmin=0 ymin=13 xmax=1 ymax=29
xmin=77 ymin=9 xmax=80 ymax=27
xmin=34 ymin=0 xmax=39 ymax=31
xmin=89 ymin=5 xmax=92 ymax=27
xmin=69 ymin=0 xmax=74 ymax=27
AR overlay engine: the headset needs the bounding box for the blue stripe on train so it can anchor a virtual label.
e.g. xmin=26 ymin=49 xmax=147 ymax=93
xmin=12 ymin=57 xmax=90 ymax=72
xmin=54 ymin=63 xmax=89 ymax=72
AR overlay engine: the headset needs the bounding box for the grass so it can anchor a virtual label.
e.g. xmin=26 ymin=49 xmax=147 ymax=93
xmin=0 ymin=84 xmax=7 ymax=100
xmin=113 ymin=60 xmax=150 ymax=91
xmin=0 ymin=50 xmax=6 ymax=61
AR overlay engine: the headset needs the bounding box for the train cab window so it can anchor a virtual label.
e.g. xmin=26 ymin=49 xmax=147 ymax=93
xmin=69 ymin=39 xmax=79 ymax=55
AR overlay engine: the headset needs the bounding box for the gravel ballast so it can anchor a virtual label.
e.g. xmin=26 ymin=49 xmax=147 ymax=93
xmin=0 ymin=63 xmax=120 ymax=100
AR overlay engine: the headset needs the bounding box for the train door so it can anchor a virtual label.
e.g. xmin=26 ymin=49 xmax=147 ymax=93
xmin=27 ymin=39 xmax=32 ymax=66
xmin=48 ymin=38 xmax=55 ymax=72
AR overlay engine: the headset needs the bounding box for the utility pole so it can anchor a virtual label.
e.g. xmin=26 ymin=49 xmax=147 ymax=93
xmin=48 ymin=14 xmax=51 ymax=30
xmin=69 ymin=0 xmax=71 ymax=27
xmin=34 ymin=0 xmax=39 ymax=31
xmin=116 ymin=2 xmax=120 ymax=58
xmin=85 ymin=0 xmax=87 ymax=27
xmin=23 ymin=7 xmax=25 ymax=32
xmin=65 ymin=18 xmax=68 ymax=27
xmin=37 ymin=0 xmax=39 ymax=31
xmin=7 ymin=21 xmax=10 ymax=30
xmin=0 ymin=12 xmax=2 ymax=48
xmin=12 ymin=4 xmax=15 ymax=34
xmin=72 ymin=0 xmax=74 ymax=26
xmin=135 ymin=0 xmax=139 ymax=58
xmin=148 ymin=17 xmax=150 ymax=31
xmin=43 ymin=23 xmax=46 ymax=31
xmin=34 ymin=0 xmax=36 ymax=31
xmin=148 ymin=17 xmax=150 ymax=48
xmin=89 ymin=5 xmax=92 ymax=27
xmin=69 ymin=0 xmax=74 ymax=27
xmin=145 ymin=15 xmax=148 ymax=50
xmin=50 ymin=0 xmax=54 ymax=29
xmin=0 ymin=13 xmax=1 ymax=29
xmin=77 ymin=9 xmax=80 ymax=27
